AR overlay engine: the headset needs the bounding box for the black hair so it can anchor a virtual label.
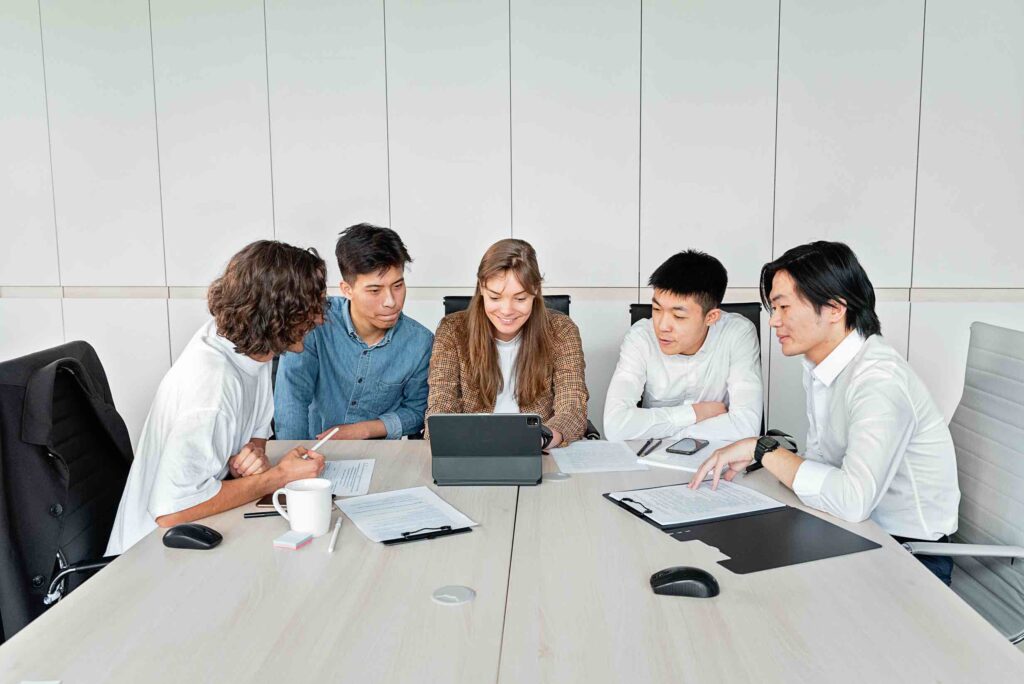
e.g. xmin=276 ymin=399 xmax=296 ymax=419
xmin=759 ymin=241 xmax=881 ymax=337
xmin=647 ymin=250 xmax=728 ymax=313
xmin=335 ymin=223 xmax=412 ymax=282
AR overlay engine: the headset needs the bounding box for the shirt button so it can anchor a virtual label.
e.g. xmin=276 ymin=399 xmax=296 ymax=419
xmin=32 ymin=575 xmax=45 ymax=588
xmin=357 ymin=378 xmax=363 ymax=383
xmin=351 ymin=400 xmax=357 ymax=406
xmin=362 ymin=351 xmax=368 ymax=356
xmin=49 ymin=503 xmax=64 ymax=517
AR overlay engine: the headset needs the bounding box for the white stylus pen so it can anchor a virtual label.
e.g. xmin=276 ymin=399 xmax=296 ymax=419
xmin=303 ymin=426 xmax=339 ymax=459
xmin=327 ymin=517 xmax=343 ymax=554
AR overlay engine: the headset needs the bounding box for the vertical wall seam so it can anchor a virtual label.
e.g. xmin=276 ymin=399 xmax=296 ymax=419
xmin=766 ymin=0 xmax=782 ymax=426
xmin=147 ymin=0 xmax=172 ymax=363
xmin=508 ymin=0 xmax=514 ymax=238
xmin=263 ymin=0 xmax=277 ymax=238
xmin=382 ymin=0 xmax=393 ymax=227
xmin=636 ymin=0 xmax=643 ymax=303
xmin=148 ymin=1 xmax=170 ymax=288
xmin=907 ymin=0 xmax=928 ymax=361
xmin=36 ymin=0 xmax=65 ymax=340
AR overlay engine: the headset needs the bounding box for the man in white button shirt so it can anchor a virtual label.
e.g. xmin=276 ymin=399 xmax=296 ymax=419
xmin=690 ymin=241 xmax=960 ymax=584
xmin=604 ymin=250 xmax=763 ymax=442
xmin=106 ymin=241 xmax=328 ymax=555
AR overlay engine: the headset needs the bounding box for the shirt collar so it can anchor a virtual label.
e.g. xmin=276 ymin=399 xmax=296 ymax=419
xmin=691 ymin=318 xmax=721 ymax=357
xmin=339 ymin=298 xmax=399 ymax=348
xmin=805 ymin=331 xmax=865 ymax=387
xmin=204 ymin=320 xmax=267 ymax=377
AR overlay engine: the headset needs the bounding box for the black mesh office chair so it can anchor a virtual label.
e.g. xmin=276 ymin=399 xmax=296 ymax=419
xmin=0 ymin=342 xmax=132 ymax=643
xmin=628 ymin=302 xmax=765 ymax=433
xmin=442 ymin=294 xmax=599 ymax=439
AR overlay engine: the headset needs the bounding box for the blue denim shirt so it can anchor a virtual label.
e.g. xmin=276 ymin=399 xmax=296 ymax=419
xmin=273 ymin=297 xmax=433 ymax=439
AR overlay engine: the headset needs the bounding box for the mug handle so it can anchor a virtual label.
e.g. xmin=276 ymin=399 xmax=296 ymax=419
xmin=272 ymin=488 xmax=290 ymax=521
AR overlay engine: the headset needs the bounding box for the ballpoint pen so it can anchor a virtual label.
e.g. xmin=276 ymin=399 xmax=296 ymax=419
xmin=637 ymin=438 xmax=654 ymax=456
xmin=327 ymin=517 xmax=343 ymax=553
xmin=304 ymin=426 xmax=339 ymax=459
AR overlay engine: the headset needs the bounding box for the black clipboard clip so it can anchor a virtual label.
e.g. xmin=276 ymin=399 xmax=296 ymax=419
xmin=619 ymin=497 xmax=653 ymax=514
xmin=382 ymin=525 xmax=473 ymax=545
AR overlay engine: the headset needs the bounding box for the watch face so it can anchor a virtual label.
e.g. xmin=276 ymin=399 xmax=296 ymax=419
xmin=757 ymin=436 xmax=778 ymax=451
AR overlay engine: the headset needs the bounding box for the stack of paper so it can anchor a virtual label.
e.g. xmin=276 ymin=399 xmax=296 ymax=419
xmin=640 ymin=439 xmax=731 ymax=473
xmin=336 ymin=487 xmax=478 ymax=543
xmin=552 ymin=440 xmax=650 ymax=474
xmin=607 ymin=481 xmax=784 ymax=527
xmin=321 ymin=459 xmax=375 ymax=496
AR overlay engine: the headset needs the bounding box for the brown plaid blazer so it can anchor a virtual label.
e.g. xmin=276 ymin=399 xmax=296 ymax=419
xmin=425 ymin=310 xmax=589 ymax=444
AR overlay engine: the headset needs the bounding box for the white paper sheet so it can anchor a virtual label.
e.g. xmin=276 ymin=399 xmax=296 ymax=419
xmin=552 ymin=440 xmax=650 ymax=474
xmin=639 ymin=439 xmax=731 ymax=473
xmin=335 ymin=486 xmax=478 ymax=543
xmin=608 ymin=481 xmax=784 ymax=527
xmin=321 ymin=459 xmax=375 ymax=497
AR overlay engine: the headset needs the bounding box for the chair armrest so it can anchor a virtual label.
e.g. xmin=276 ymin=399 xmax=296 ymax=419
xmin=901 ymin=541 xmax=1024 ymax=559
xmin=44 ymin=555 xmax=118 ymax=605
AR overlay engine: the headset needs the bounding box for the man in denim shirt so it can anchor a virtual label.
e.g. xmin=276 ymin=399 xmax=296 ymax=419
xmin=274 ymin=224 xmax=433 ymax=440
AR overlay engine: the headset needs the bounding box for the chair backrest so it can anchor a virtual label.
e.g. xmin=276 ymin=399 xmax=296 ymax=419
xmin=628 ymin=302 xmax=762 ymax=347
xmin=947 ymin=322 xmax=1024 ymax=638
xmin=444 ymin=294 xmax=571 ymax=317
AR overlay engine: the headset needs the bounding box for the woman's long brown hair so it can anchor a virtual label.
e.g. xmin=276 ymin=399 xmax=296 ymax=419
xmin=466 ymin=239 xmax=552 ymax=407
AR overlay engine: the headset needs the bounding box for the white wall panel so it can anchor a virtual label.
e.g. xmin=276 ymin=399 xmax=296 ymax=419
xmin=571 ymin=294 xmax=641 ymax=435
xmin=266 ymin=0 xmax=390 ymax=285
xmin=640 ymin=0 xmax=777 ymax=289
xmin=908 ymin=302 xmax=1024 ymax=423
xmin=0 ymin=0 xmax=59 ymax=286
xmin=511 ymin=0 xmax=640 ymax=287
xmin=41 ymin=0 xmax=164 ymax=286
xmin=152 ymin=0 xmax=273 ymax=286
xmin=774 ymin=0 xmax=923 ymax=287
xmin=386 ymin=0 xmax=511 ymax=287
xmin=0 ymin=299 xmax=64 ymax=362
xmin=168 ymin=298 xmax=212 ymax=361
xmin=768 ymin=301 xmax=910 ymax=452
xmin=63 ymin=299 xmax=171 ymax=447
xmin=913 ymin=0 xmax=1024 ymax=287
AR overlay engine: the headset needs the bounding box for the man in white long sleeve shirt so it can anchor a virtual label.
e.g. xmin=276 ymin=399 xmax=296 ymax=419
xmin=690 ymin=241 xmax=960 ymax=585
xmin=604 ymin=250 xmax=763 ymax=443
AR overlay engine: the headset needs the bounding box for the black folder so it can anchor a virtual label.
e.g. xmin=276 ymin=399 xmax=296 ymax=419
xmin=604 ymin=488 xmax=881 ymax=574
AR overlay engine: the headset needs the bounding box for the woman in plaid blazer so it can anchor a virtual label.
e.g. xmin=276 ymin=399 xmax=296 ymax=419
xmin=425 ymin=239 xmax=589 ymax=446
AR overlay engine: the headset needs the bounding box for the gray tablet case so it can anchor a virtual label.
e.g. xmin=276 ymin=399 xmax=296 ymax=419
xmin=429 ymin=413 xmax=543 ymax=486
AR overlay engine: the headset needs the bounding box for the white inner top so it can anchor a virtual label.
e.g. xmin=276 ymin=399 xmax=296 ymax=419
xmin=493 ymin=334 xmax=522 ymax=414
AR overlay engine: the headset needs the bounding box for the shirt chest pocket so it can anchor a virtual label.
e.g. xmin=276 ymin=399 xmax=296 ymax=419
xmin=366 ymin=380 xmax=404 ymax=416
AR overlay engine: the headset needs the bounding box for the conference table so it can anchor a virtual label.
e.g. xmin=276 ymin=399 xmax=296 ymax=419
xmin=1 ymin=440 xmax=1021 ymax=682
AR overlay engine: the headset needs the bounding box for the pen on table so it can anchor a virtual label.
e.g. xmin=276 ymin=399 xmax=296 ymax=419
xmin=637 ymin=438 xmax=654 ymax=456
xmin=244 ymin=511 xmax=281 ymax=519
xmin=327 ymin=517 xmax=343 ymax=553
xmin=304 ymin=426 xmax=339 ymax=459
xmin=637 ymin=438 xmax=662 ymax=457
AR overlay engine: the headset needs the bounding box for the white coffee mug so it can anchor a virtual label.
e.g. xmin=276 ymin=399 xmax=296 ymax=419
xmin=272 ymin=478 xmax=332 ymax=537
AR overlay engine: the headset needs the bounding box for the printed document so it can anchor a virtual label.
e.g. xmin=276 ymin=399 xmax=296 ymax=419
xmin=553 ymin=440 xmax=650 ymax=474
xmin=321 ymin=459 xmax=375 ymax=497
xmin=640 ymin=439 xmax=731 ymax=473
xmin=336 ymin=486 xmax=478 ymax=543
xmin=607 ymin=481 xmax=784 ymax=527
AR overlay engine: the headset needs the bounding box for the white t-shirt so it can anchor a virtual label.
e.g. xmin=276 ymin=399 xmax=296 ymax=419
xmin=493 ymin=335 xmax=521 ymax=414
xmin=105 ymin=319 xmax=274 ymax=555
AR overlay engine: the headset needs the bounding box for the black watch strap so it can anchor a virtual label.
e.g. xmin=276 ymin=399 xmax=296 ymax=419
xmin=753 ymin=429 xmax=797 ymax=466
xmin=540 ymin=424 xmax=553 ymax=449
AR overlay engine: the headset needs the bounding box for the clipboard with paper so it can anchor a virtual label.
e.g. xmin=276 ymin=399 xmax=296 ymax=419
xmin=604 ymin=481 xmax=881 ymax=574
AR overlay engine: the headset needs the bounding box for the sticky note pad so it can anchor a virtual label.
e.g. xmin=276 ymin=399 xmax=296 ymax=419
xmin=273 ymin=530 xmax=313 ymax=550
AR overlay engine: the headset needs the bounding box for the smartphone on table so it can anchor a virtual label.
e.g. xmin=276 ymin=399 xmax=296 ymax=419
xmin=666 ymin=437 xmax=709 ymax=455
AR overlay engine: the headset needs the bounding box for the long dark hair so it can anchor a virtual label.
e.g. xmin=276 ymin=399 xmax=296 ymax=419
xmin=466 ymin=239 xmax=552 ymax=406
xmin=760 ymin=241 xmax=881 ymax=337
xmin=208 ymin=240 xmax=327 ymax=356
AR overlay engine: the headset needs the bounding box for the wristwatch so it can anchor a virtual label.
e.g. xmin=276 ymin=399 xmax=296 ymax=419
xmin=753 ymin=436 xmax=781 ymax=466
xmin=540 ymin=424 xmax=554 ymax=449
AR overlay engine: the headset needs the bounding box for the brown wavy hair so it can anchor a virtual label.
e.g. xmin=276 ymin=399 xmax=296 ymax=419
xmin=466 ymin=239 xmax=552 ymax=406
xmin=207 ymin=240 xmax=327 ymax=356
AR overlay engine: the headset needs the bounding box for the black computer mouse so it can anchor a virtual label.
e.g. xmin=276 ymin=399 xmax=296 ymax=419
xmin=650 ymin=566 xmax=720 ymax=598
xmin=162 ymin=523 xmax=222 ymax=550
